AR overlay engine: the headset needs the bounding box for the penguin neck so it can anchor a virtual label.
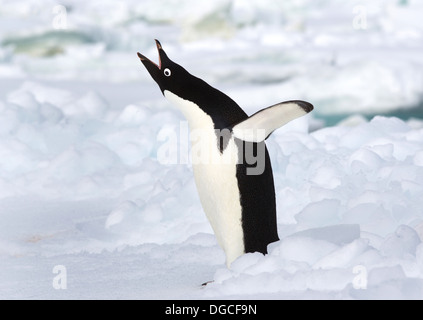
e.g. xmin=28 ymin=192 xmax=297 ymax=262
xmin=164 ymin=90 xmax=215 ymax=131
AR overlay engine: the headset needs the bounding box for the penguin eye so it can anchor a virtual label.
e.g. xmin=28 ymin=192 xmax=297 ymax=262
xmin=164 ymin=68 xmax=171 ymax=77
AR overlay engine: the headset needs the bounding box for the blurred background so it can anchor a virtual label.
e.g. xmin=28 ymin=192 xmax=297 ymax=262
xmin=1 ymin=0 xmax=422 ymax=128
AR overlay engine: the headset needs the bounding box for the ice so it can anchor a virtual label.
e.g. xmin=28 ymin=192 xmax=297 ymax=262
xmin=413 ymin=151 xmax=423 ymax=166
xmin=380 ymin=225 xmax=421 ymax=258
xmin=295 ymin=199 xmax=342 ymax=228
xmin=290 ymin=224 xmax=361 ymax=245
xmin=270 ymin=237 xmax=339 ymax=266
xmin=63 ymin=91 xmax=109 ymax=118
xmin=3 ymin=80 xmax=422 ymax=298
xmin=9 ymin=82 xmax=75 ymax=106
xmin=1 ymin=0 xmax=423 ymax=300
xmin=313 ymin=239 xmax=369 ymax=269
xmin=367 ymin=265 xmax=406 ymax=288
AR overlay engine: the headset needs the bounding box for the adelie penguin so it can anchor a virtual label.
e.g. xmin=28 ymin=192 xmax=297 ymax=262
xmin=137 ymin=40 xmax=313 ymax=268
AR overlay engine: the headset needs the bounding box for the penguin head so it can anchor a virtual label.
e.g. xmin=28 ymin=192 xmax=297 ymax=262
xmin=137 ymin=39 xmax=189 ymax=95
xmin=137 ymin=40 xmax=247 ymax=130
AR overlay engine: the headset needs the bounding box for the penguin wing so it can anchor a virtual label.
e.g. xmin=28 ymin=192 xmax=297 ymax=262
xmin=231 ymin=100 xmax=313 ymax=143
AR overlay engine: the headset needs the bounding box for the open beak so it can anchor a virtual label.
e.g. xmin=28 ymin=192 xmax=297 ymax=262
xmin=137 ymin=39 xmax=169 ymax=93
xmin=137 ymin=39 xmax=163 ymax=71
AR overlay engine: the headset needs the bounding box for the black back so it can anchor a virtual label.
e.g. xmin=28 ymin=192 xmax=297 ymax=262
xmin=235 ymin=139 xmax=279 ymax=254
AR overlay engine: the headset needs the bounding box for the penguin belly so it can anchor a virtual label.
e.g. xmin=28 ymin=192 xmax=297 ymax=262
xmin=191 ymin=137 xmax=245 ymax=267
xmin=164 ymin=90 xmax=245 ymax=267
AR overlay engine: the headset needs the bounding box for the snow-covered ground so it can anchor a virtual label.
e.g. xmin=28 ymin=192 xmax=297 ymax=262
xmin=1 ymin=0 xmax=423 ymax=299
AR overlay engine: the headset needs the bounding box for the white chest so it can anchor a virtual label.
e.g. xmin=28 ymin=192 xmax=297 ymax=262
xmin=164 ymin=90 xmax=245 ymax=267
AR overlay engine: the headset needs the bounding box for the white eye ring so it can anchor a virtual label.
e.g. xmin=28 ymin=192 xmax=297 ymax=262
xmin=164 ymin=68 xmax=171 ymax=77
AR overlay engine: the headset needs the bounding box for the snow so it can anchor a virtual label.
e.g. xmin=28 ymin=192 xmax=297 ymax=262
xmin=1 ymin=0 xmax=423 ymax=300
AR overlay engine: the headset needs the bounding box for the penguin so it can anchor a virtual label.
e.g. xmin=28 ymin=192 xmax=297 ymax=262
xmin=137 ymin=40 xmax=313 ymax=268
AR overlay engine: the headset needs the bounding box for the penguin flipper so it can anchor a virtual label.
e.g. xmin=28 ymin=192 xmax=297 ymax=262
xmin=231 ymin=100 xmax=313 ymax=143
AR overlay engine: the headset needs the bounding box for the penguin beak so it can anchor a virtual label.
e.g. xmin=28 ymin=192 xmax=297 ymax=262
xmin=137 ymin=39 xmax=163 ymax=70
xmin=137 ymin=39 xmax=168 ymax=92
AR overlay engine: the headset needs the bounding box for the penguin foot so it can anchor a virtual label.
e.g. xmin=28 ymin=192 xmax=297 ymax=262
xmin=201 ymin=280 xmax=214 ymax=287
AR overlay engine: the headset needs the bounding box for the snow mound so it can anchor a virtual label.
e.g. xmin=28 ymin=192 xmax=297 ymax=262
xmin=1 ymin=81 xmax=423 ymax=299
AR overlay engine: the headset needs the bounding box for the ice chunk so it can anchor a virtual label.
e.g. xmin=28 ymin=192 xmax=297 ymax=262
xmin=0 ymin=103 xmax=19 ymax=135
xmin=416 ymin=244 xmax=423 ymax=272
xmin=39 ymin=103 xmax=64 ymax=124
xmin=370 ymin=116 xmax=411 ymax=134
xmin=295 ymin=199 xmax=341 ymax=227
xmin=290 ymin=224 xmax=360 ymax=246
xmin=310 ymin=165 xmax=342 ymax=189
xmin=63 ymin=91 xmax=109 ymax=118
xmin=116 ymin=104 xmax=151 ymax=126
xmin=140 ymin=203 xmax=163 ymax=224
xmin=367 ymin=265 xmax=406 ymax=287
xmin=10 ymin=82 xmax=74 ymax=106
xmin=230 ymin=252 xmax=265 ymax=273
xmin=349 ymin=148 xmax=383 ymax=172
xmin=336 ymin=114 xmax=368 ymax=127
xmin=369 ymin=143 xmax=394 ymax=161
xmin=7 ymin=90 xmax=39 ymax=110
xmin=380 ymin=225 xmax=421 ymax=258
xmin=344 ymin=203 xmax=395 ymax=236
xmin=313 ymin=239 xmax=369 ymax=269
xmin=105 ymin=200 xmax=138 ymax=229
xmin=272 ymin=236 xmax=338 ymax=266
xmin=413 ymin=151 xmax=423 ymax=166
